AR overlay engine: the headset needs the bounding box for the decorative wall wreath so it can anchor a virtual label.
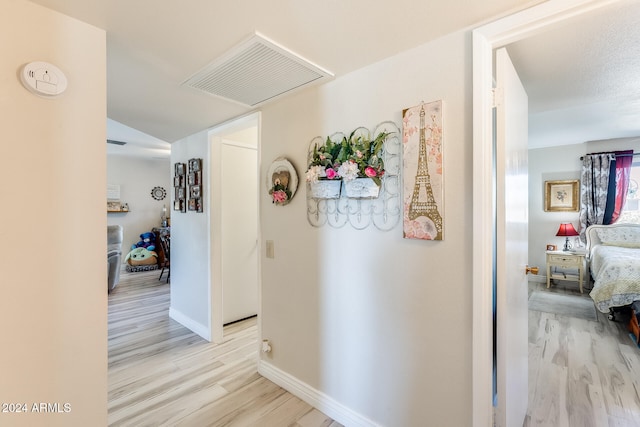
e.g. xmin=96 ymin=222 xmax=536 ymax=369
xmin=151 ymin=186 xmax=167 ymax=201
xmin=267 ymin=157 xmax=297 ymax=206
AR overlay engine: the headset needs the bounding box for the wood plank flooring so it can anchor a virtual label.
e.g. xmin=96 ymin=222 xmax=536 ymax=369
xmin=110 ymin=271 xmax=640 ymax=426
xmin=108 ymin=270 xmax=341 ymax=427
xmin=526 ymin=281 xmax=640 ymax=427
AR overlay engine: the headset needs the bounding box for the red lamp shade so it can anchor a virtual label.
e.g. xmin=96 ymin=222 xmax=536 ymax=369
xmin=556 ymin=222 xmax=579 ymax=237
xmin=556 ymin=222 xmax=578 ymax=251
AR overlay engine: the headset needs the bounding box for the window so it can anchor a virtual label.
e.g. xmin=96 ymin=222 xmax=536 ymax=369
xmin=618 ymin=160 xmax=640 ymax=224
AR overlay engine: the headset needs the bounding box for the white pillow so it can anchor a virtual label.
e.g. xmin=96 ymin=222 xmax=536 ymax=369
xmin=595 ymin=227 xmax=640 ymax=248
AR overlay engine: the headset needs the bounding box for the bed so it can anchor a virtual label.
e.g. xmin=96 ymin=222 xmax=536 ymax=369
xmin=585 ymin=223 xmax=640 ymax=319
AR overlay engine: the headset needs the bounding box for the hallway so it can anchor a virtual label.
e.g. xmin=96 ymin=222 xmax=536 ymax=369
xmin=108 ymin=270 xmax=340 ymax=426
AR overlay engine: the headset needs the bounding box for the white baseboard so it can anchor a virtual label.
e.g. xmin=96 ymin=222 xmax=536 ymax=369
xmin=258 ymin=360 xmax=380 ymax=427
xmin=530 ymin=274 xmax=546 ymax=284
xmin=169 ymin=307 xmax=211 ymax=341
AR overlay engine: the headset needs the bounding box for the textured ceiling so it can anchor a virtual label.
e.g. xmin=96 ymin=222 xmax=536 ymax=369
xmin=507 ymin=0 xmax=640 ymax=148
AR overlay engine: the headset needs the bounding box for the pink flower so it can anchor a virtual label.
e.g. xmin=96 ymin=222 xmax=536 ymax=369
xmin=272 ymin=190 xmax=288 ymax=204
xmin=365 ymin=166 xmax=377 ymax=177
xmin=325 ymin=168 xmax=337 ymax=179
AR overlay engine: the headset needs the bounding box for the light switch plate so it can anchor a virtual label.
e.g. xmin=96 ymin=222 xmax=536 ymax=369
xmin=266 ymin=240 xmax=274 ymax=259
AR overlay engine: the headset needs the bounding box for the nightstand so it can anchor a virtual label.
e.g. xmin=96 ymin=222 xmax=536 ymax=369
xmin=546 ymin=250 xmax=587 ymax=293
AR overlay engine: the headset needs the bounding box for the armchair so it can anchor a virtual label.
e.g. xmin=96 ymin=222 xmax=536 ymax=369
xmin=107 ymin=225 xmax=123 ymax=293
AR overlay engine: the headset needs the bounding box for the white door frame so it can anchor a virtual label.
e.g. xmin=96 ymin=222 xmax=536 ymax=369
xmin=208 ymin=111 xmax=261 ymax=343
xmin=471 ymin=0 xmax=619 ymax=425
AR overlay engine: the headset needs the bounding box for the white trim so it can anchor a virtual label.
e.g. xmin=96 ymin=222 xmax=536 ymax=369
xmin=472 ymin=27 xmax=495 ymax=427
xmin=209 ymin=133 xmax=224 ymax=344
xmin=221 ymin=139 xmax=257 ymax=150
xmin=258 ymin=360 xmax=381 ymax=427
xmin=472 ymin=1 xmax=622 ymax=426
xmin=169 ymin=307 xmax=211 ymax=341
xmin=530 ymin=275 xmax=546 ymax=284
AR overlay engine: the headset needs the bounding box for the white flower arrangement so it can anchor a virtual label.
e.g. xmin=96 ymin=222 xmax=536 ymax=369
xmin=306 ymin=130 xmax=389 ymax=186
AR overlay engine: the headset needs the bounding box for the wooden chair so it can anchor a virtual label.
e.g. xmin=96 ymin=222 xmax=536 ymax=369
xmin=107 ymin=225 xmax=123 ymax=293
xmin=158 ymin=235 xmax=170 ymax=282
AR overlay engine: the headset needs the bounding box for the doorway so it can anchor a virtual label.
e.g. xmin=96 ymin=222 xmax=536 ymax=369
xmin=471 ymin=1 xmax=622 ymax=426
xmin=221 ymin=138 xmax=258 ymax=324
xmin=209 ymin=112 xmax=261 ymax=343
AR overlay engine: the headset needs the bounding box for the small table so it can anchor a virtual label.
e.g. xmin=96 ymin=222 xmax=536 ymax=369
xmin=546 ymin=250 xmax=587 ymax=293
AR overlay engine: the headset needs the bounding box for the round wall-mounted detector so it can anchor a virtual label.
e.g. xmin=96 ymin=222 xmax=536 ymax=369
xmin=19 ymin=61 xmax=68 ymax=97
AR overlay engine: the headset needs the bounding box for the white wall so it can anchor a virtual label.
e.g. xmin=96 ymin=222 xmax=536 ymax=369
xmin=259 ymin=30 xmax=472 ymax=426
xmin=168 ymin=29 xmax=473 ymax=424
xmin=0 ymin=0 xmax=107 ymax=425
xmin=107 ymin=155 xmax=171 ymax=252
xmin=169 ymin=130 xmax=211 ymax=339
xmin=528 ymin=137 xmax=640 ymax=277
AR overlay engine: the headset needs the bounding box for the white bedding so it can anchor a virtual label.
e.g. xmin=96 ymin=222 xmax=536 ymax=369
xmin=589 ymin=244 xmax=640 ymax=312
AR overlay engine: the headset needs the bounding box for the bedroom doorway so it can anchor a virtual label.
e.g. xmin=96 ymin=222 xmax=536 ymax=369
xmin=471 ymin=1 xmax=625 ymax=425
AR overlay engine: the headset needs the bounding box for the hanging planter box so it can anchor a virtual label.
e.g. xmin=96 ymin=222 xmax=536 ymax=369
xmin=343 ymin=177 xmax=380 ymax=199
xmin=310 ymin=180 xmax=342 ymax=199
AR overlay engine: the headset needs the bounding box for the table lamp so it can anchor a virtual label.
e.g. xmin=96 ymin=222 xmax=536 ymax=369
xmin=556 ymin=222 xmax=578 ymax=251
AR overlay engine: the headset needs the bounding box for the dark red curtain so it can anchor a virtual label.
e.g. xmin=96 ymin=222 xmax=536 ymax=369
xmin=611 ymin=149 xmax=634 ymax=223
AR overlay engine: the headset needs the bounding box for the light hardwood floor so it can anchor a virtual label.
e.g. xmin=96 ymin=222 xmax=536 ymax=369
xmin=110 ymin=271 xmax=640 ymax=426
xmin=108 ymin=270 xmax=341 ymax=427
xmin=526 ymin=281 xmax=640 ymax=427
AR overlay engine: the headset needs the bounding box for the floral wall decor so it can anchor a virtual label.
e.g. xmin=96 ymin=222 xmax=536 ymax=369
xmin=305 ymin=122 xmax=401 ymax=230
xmin=402 ymin=100 xmax=444 ymax=240
xmin=267 ymin=157 xmax=297 ymax=206
xmin=306 ymin=128 xmax=387 ymax=190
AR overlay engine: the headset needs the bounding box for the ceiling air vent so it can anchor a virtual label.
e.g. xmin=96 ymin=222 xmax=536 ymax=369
xmin=107 ymin=139 xmax=127 ymax=145
xmin=182 ymin=33 xmax=333 ymax=107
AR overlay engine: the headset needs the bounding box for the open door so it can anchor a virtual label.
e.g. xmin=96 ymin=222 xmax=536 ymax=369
xmin=209 ymin=112 xmax=261 ymax=343
xmin=494 ymin=47 xmax=529 ymax=427
xmin=221 ymin=142 xmax=258 ymax=324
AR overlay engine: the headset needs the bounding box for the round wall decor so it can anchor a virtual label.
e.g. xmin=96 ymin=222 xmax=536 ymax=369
xmin=151 ymin=186 xmax=167 ymax=200
xmin=266 ymin=157 xmax=298 ymax=206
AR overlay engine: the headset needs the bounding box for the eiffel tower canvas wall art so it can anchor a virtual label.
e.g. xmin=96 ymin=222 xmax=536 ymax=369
xmin=402 ymin=100 xmax=444 ymax=240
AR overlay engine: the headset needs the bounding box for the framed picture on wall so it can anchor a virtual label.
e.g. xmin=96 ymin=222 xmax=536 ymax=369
xmin=188 ymin=172 xmax=201 ymax=186
xmin=189 ymin=158 xmax=201 ymax=172
xmin=176 ymin=186 xmax=185 ymax=199
xmin=544 ymin=180 xmax=579 ymax=212
xmin=402 ymin=100 xmax=444 ymax=240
